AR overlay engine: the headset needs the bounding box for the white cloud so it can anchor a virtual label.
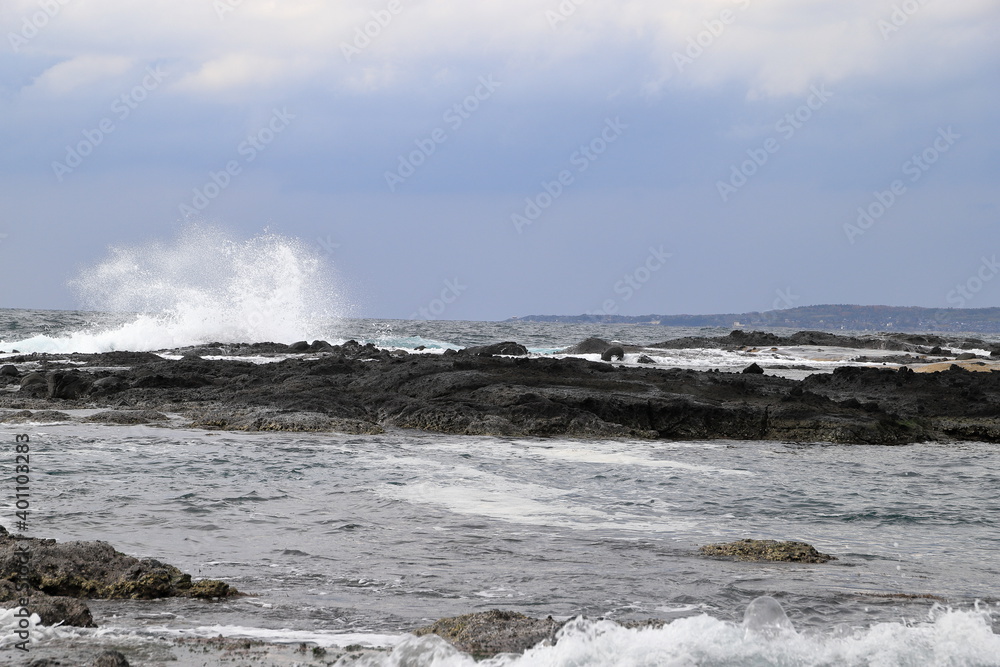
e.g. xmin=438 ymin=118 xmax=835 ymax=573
xmin=4 ymin=0 xmax=998 ymax=102
xmin=23 ymin=55 xmax=133 ymax=97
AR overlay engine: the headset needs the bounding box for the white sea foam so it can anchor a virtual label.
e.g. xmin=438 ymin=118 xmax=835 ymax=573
xmin=1 ymin=225 xmax=344 ymax=354
xmin=376 ymin=458 xmax=697 ymax=532
xmin=345 ymin=603 xmax=1000 ymax=667
xmin=524 ymin=446 xmax=753 ymax=476
xmin=150 ymin=624 xmax=406 ymax=648
xmin=0 ymin=607 xmax=70 ymax=648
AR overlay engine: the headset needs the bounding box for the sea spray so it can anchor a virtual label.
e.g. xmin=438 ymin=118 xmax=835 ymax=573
xmin=4 ymin=225 xmax=346 ymax=354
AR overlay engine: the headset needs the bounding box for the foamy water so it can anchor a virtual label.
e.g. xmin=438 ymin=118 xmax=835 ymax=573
xmin=2 ymin=225 xmax=345 ymax=353
xmin=1 ymin=421 xmax=999 ymax=665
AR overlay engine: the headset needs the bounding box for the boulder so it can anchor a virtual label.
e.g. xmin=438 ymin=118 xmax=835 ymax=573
xmin=462 ymin=342 xmax=529 ymax=357
xmin=601 ymin=346 xmax=625 ymax=361
xmin=637 ymin=355 xmax=655 ymax=364
xmin=699 ymin=539 xmax=835 ymax=563
xmin=0 ymin=579 xmax=95 ymax=627
xmin=742 ymin=363 xmax=765 ymax=374
xmin=413 ymin=610 xmax=563 ymax=659
xmin=89 ymin=375 xmax=128 ymax=395
xmin=561 ymin=337 xmax=612 ymax=355
xmin=19 ymin=372 xmax=48 ymax=396
xmin=90 ymin=651 xmax=131 ymax=667
xmin=289 ymin=341 xmax=310 ymax=352
xmin=0 ymin=526 xmax=239 ymax=603
xmin=46 ymin=370 xmax=93 ymax=399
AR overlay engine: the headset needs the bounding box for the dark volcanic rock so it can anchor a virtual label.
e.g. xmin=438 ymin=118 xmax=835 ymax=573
xmin=89 ymin=375 xmax=128 ymax=395
xmin=48 ymin=372 xmax=99 ymax=400
xmin=461 ymin=341 xmax=529 ymax=357
xmin=188 ymin=408 xmax=383 ymax=434
xmin=90 ymin=651 xmax=130 ymax=667
xmin=84 ymin=410 xmax=168 ymax=424
xmin=5 ymin=340 xmax=1000 ymax=444
xmin=742 ymin=363 xmax=765 ymax=374
xmin=699 ymin=539 xmax=835 ymax=563
xmin=413 ymin=610 xmax=563 ymax=658
xmin=0 ymin=527 xmax=238 ymax=605
xmin=70 ymin=351 xmax=163 ymax=366
xmin=651 ymin=329 xmax=949 ymax=353
xmin=637 ymin=355 xmax=655 ymax=364
xmin=561 ymin=337 xmax=613 ymax=354
xmin=19 ymin=372 xmax=48 ymax=397
xmin=289 ymin=341 xmax=310 ymax=352
xmin=600 ymin=346 xmax=625 ymax=361
xmin=0 ymin=579 xmax=95 ymax=627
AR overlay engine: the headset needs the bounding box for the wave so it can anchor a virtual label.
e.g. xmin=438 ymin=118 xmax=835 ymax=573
xmin=358 ymin=601 xmax=1000 ymax=666
xmin=2 ymin=225 xmax=345 ymax=354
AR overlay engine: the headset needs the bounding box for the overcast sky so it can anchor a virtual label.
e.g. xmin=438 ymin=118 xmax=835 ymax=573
xmin=1 ymin=0 xmax=998 ymax=320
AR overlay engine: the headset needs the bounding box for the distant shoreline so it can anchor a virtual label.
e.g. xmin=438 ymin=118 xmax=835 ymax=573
xmin=507 ymin=304 xmax=1000 ymax=334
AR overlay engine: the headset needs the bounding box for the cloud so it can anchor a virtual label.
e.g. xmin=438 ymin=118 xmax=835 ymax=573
xmin=4 ymin=0 xmax=998 ymax=104
xmin=22 ymin=54 xmax=133 ymax=98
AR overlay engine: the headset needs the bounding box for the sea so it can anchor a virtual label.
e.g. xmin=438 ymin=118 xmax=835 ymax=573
xmin=1 ymin=228 xmax=999 ymax=666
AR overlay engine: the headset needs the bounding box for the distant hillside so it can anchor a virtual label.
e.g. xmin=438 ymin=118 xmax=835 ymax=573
xmin=508 ymin=305 xmax=1000 ymax=334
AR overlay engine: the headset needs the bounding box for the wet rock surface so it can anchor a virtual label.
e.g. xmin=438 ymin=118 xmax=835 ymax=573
xmin=0 ymin=526 xmax=238 ymax=628
xmin=2 ymin=335 xmax=1000 ymax=443
xmin=698 ymin=539 xmax=836 ymax=563
xmin=413 ymin=609 xmax=564 ymax=658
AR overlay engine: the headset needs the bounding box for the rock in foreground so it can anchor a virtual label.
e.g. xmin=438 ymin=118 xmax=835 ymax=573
xmin=698 ymin=539 xmax=835 ymax=563
xmin=413 ymin=609 xmax=564 ymax=658
xmin=0 ymin=525 xmax=238 ymax=627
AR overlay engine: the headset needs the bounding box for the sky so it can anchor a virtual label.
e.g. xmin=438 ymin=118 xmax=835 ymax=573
xmin=0 ymin=0 xmax=998 ymax=321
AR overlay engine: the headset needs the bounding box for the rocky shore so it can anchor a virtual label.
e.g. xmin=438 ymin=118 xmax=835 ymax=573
xmin=2 ymin=331 xmax=1000 ymax=444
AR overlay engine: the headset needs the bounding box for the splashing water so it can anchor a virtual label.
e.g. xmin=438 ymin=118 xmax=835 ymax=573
xmin=4 ymin=225 xmax=346 ymax=354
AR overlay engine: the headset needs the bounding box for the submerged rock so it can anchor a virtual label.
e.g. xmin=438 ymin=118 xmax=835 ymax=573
xmin=413 ymin=609 xmax=563 ymax=658
xmin=698 ymin=539 xmax=835 ymax=563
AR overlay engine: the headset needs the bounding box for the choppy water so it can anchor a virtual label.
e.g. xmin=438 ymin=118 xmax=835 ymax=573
xmin=2 ymin=305 xmax=1000 ymax=664
xmin=2 ymin=421 xmax=999 ymax=664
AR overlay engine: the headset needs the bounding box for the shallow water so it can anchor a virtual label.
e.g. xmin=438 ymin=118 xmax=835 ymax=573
xmin=2 ymin=422 xmax=998 ymax=658
xmin=2 ymin=308 xmax=1000 ymax=664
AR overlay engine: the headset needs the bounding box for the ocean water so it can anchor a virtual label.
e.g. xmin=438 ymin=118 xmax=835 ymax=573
xmin=1 ymin=229 xmax=999 ymax=665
